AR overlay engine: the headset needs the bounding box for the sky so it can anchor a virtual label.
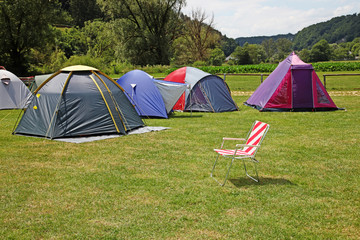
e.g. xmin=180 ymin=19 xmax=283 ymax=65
xmin=182 ymin=0 xmax=360 ymax=38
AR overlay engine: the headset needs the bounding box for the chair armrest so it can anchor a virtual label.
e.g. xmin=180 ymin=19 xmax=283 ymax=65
xmin=223 ymin=137 xmax=246 ymax=141
xmin=236 ymin=144 xmax=257 ymax=148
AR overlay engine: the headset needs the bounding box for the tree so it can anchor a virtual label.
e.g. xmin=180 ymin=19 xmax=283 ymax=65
xmin=245 ymin=44 xmax=266 ymax=64
xmin=0 ymin=0 xmax=59 ymax=74
xmin=208 ymin=48 xmax=225 ymax=66
xmin=351 ymin=43 xmax=360 ymax=57
xmin=232 ymin=45 xmax=252 ymax=65
xmin=275 ymin=38 xmax=292 ymax=60
xmin=298 ymin=49 xmax=311 ymax=62
xmin=81 ymin=20 xmax=115 ymax=59
xmin=97 ymin=0 xmax=185 ymax=65
xmin=54 ymin=27 xmax=87 ymax=58
xmin=220 ymin=35 xmax=238 ymax=57
xmin=330 ymin=44 xmax=351 ymax=60
xmin=261 ymin=38 xmax=276 ymax=62
xmin=171 ymin=36 xmax=193 ymax=65
xmin=310 ymin=39 xmax=331 ymax=62
xmin=69 ymin=0 xmax=103 ymax=27
xmin=183 ymin=8 xmax=220 ymax=62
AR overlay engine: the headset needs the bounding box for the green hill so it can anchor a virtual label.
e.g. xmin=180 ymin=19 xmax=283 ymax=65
xmin=234 ymin=13 xmax=360 ymax=49
xmin=235 ymin=33 xmax=294 ymax=46
xmin=292 ymin=13 xmax=360 ymax=49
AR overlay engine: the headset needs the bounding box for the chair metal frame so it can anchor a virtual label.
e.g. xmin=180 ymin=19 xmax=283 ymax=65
xmin=211 ymin=121 xmax=270 ymax=186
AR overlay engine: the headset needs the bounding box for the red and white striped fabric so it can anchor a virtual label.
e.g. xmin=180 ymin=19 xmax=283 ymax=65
xmin=214 ymin=149 xmax=253 ymax=156
xmin=214 ymin=121 xmax=269 ymax=157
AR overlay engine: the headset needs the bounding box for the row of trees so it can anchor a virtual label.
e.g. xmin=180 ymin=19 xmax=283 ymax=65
xmin=0 ymin=0 xmax=359 ymax=75
xmin=229 ymin=37 xmax=360 ymax=65
xmin=0 ymin=0 xmax=224 ymax=74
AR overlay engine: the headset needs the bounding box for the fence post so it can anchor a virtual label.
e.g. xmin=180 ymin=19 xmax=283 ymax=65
xmin=323 ymin=75 xmax=326 ymax=89
xmin=261 ymin=74 xmax=263 ymax=83
xmin=223 ymin=73 xmax=226 ymax=81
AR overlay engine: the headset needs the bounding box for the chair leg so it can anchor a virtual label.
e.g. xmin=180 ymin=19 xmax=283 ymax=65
xmin=210 ymin=154 xmax=219 ymax=178
xmin=222 ymin=158 xmax=235 ymax=186
xmin=211 ymin=155 xmax=234 ymax=186
xmin=242 ymin=159 xmax=259 ymax=182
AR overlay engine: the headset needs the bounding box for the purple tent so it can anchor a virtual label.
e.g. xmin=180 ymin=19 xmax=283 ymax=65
xmin=245 ymin=52 xmax=340 ymax=111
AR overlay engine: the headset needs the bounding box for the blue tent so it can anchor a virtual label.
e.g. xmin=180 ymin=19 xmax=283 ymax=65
xmin=117 ymin=70 xmax=169 ymax=118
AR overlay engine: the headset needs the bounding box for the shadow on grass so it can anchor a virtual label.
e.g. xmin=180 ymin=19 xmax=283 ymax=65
xmin=169 ymin=114 xmax=203 ymax=119
xmin=229 ymin=177 xmax=294 ymax=187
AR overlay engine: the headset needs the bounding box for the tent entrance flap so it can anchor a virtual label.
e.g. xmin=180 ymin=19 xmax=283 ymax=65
xmin=292 ymin=69 xmax=313 ymax=109
xmin=185 ymin=82 xmax=213 ymax=112
xmin=90 ymin=75 xmax=126 ymax=134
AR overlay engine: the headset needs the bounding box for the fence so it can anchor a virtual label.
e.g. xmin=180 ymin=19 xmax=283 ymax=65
xmin=217 ymin=73 xmax=269 ymax=84
xmin=323 ymin=73 xmax=360 ymax=89
xmin=218 ymin=73 xmax=360 ymax=90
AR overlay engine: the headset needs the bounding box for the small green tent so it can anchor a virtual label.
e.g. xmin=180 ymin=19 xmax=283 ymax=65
xmin=30 ymin=73 xmax=53 ymax=92
xmin=14 ymin=65 xmax=144 ymax=139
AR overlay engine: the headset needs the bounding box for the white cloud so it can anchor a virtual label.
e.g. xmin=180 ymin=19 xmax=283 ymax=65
xmin=183 ymin=0 xmax=360 ymax=38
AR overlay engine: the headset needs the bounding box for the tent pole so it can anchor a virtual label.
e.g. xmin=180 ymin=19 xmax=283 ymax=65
xmin=188 ymin=84 xmax=192 ymax=117
xmin=45 ymin=72 xmax=73 ymax=139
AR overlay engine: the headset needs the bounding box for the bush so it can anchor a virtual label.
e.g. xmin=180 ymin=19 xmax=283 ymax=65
xmin=111 ymin=61 xmax=135 ymax=75
xmin=62 ymin=55 xmax=110 ymax=72
xmin=312 ymin=61 xmax=360 ymax=71
xmin=140 ymin=65 xmax=171 ymax=74
xmin=192 ymin=61 xmax=207 ymax=67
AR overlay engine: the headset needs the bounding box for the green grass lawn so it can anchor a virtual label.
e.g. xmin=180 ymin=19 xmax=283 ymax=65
xmin=0 ymin=79 xmax=359 ymax=238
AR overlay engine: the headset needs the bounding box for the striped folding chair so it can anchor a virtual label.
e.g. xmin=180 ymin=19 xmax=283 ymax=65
xmin=211 ymin=120 xmax=270 ymax=186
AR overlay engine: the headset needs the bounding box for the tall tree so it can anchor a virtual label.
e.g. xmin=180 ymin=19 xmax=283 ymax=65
xmin=97 ymin=0 xmax=185 ymax=65
xmin=208 ymin=48 xmax=225 ymax=66
xmin=275 ymin=38 xmax=292 ymax=60
xmin=232 ymin=45 xmax=252 ymax=65
xmin=245 ymin=43 xmax=266 ymax=64
xmin=183 ymin=8 xmax=220 ymax=62
xmin=220 ymin=35 xmax=238 ymax=57
xmin=0 ymin=0 xmax=59 ymax=74
xmin=70 ymin=0 xmax=103 ymax=27
xmin=261 ymin=38 xmax=276 ymax=61
xmin=298 ymin=49 xmax=311 ymax=62
xmin=310 ymin=39 xmax=331 ymax=62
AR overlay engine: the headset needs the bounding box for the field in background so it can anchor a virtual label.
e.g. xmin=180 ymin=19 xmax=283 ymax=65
xmin=0 ymin=74 xmax=359 ymax=239
xmin=152 ymin=71 xmax=360 ymax=92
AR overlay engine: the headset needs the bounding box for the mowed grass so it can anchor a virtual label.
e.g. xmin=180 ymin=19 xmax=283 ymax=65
xmin=0 ymin=76 xmax=359 ymax=239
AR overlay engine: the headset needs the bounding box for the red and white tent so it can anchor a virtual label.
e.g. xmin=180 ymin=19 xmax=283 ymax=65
xmin=164 ymin=67 xmax=238 ymax=112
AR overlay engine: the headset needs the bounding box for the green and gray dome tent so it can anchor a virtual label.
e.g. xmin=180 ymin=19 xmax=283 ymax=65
xmin=13 ymin=65 xmax=144 ymax=139
xmin=30 ymin=73 xmax=53 ymax=92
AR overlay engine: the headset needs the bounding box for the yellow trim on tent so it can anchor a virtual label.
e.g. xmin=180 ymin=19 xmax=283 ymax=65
xmin=89 ymin=75 xmax=120 ymax=133
xmin=92 ymin=71 xmax=128 ymax=131
xmin=34 ymin=71 xmax=61 ymax=94
xmin=45 ymin=71 xmax=73 ymax=139
xmin=98 ymin=70 xmax=127 ymax=92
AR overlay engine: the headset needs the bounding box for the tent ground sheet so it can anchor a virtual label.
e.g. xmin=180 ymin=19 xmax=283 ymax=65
xmin=17 ymin=126 xmax=169 ymax=144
